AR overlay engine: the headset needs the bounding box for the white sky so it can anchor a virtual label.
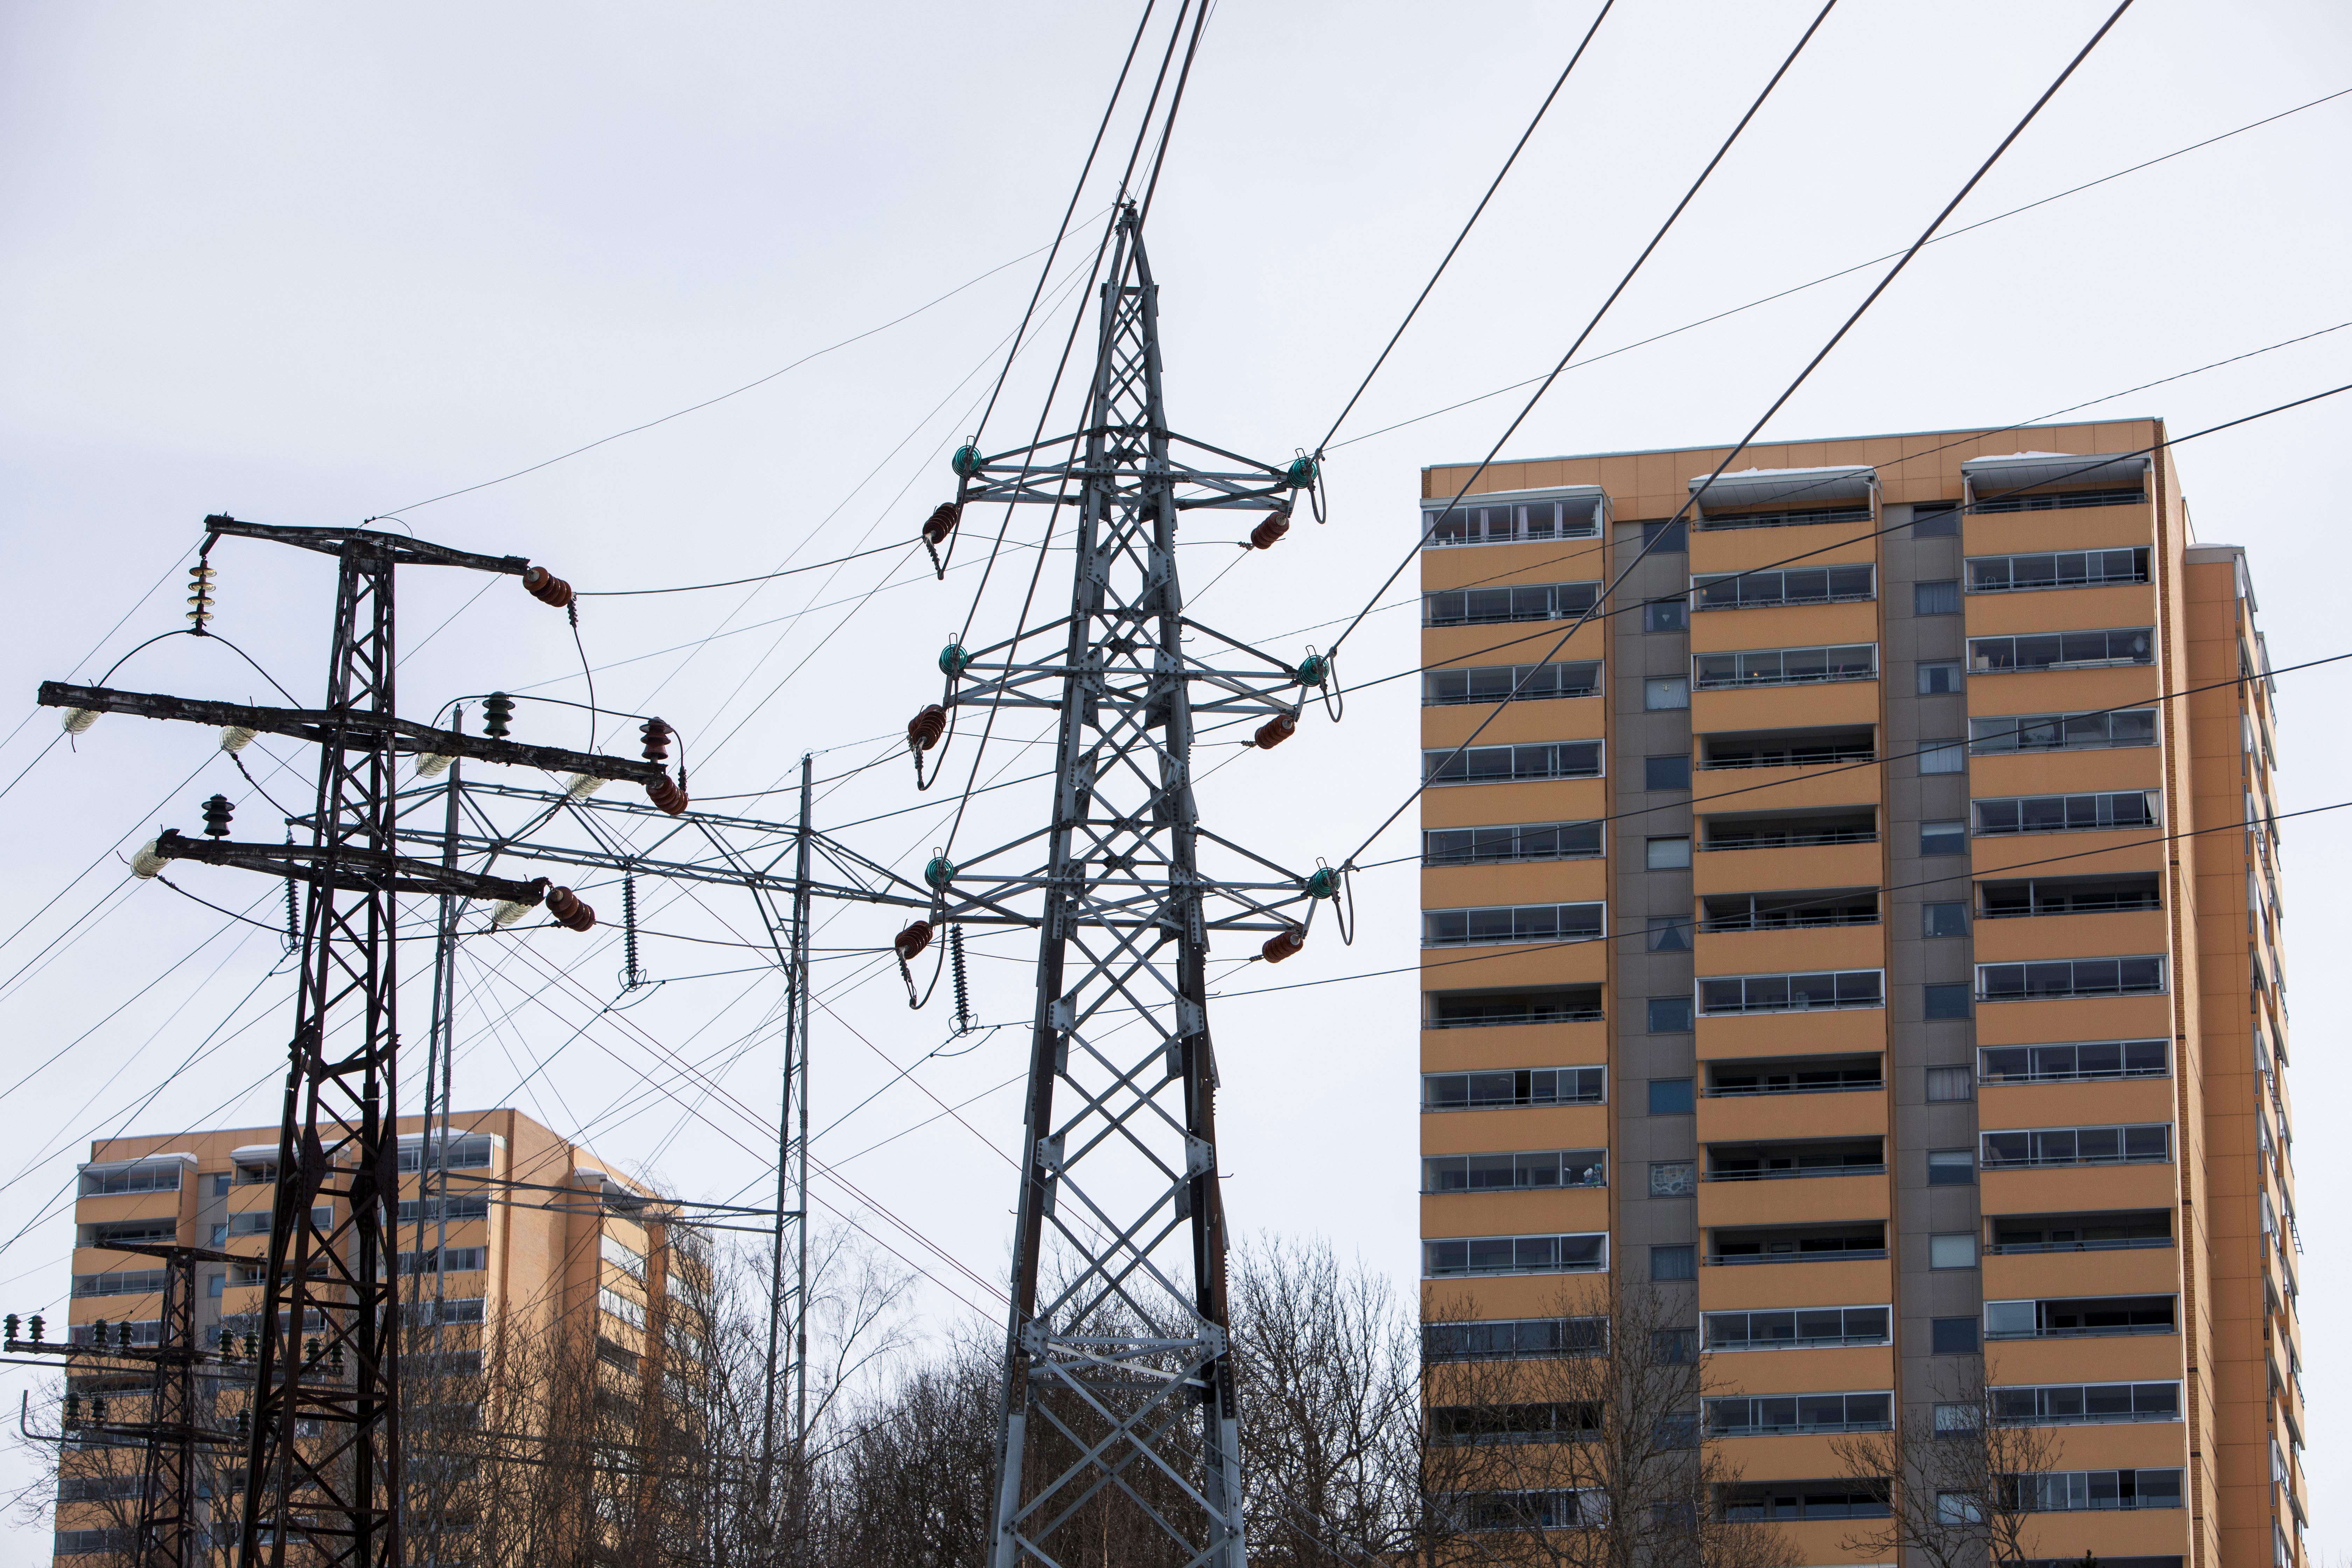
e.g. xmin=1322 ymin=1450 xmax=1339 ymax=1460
xmin=3 ymin=0 xmax=2348 ymax=1556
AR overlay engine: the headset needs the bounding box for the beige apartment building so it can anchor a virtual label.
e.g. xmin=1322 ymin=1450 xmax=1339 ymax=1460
xmin=52 ymin=1107 xmax=686 ymax=1562
xmin=1418 ymin=419 xmax=2301 ymax=1565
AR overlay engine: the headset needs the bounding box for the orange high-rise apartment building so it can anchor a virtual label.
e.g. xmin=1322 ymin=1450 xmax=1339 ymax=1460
xmin=50 ymin=1107 xmax=681 ymax=1563
xmin=1417 ymin=419 xmax=2301 ymax=1566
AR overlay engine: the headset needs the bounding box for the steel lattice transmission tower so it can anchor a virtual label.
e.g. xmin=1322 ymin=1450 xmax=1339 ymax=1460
xmin=939 ymin=204 xmax=1329 ymax=1568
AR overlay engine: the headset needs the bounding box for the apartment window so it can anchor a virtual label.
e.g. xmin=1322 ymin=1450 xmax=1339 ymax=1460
xmin=1424 ymin=1233 xmax=1608 ymax=1278
xmin=1915 ymin=580 xmax=1960 ymax=615
xmin=1926 ymin=1150 xmax=1974 ymax=1186
xmin=1645 ymin=836 xmax=1691 ymax=870
xmin=1978 ymin=1040 xmax=2167 ymax=1083
xmin=1922 ymin=902 xmax=1968 ymax=938
xmin=1984 ymin=1295 xmax=2175 ymax=1339
xmin=1649 ymin=1162 xmax=1695 ymax=1197
xmin=1648 ymin=1079 xmax=1695 ymax=1116
xmin=1644 ymin=597 xmax=1688 ymax=632
xmin=1424 ymin=661 xmax=1601 ymax=706
xmin=1929 ymin=1233 xmax=1977 ymax=1270
xmin=1925 ymin=1066 xmax=1973 ymax=1102
xmin=1919 ymin=819 xmax=1966 ymax=855
xmin=1720 ymin=1486 xmax=1888 ymax=1521
xmin=1977 ymin=956 xmax=2165 ymax=1001
xmin=1703 ymin=1305 xmax=1888 ymax=1350
xmin=1968 ymin=546 xmax=2150 ymax=593
xmin=1423 ymin=498 xmax=1602 ymax=549
xmin=1974 ymin=485 xmax=2148 ymax=518
xmin=1968 ymin=627 xmax=2152 ymax=673
xmin=1911 ymin=502 xmax=1960 ymax=537
xmin=1647 ymin=996 xmax=1693 ymax=1033
xmin=208 ymin=1274 xmax=224 ymax=1300
xmin=1423 ymin=903 xmax=1606 ymax=947
xmin=1645 ymin=677 xmax=1689 ymax=710
xmin=1641 ymin=518 xmax=1688 ymax=553
xmin=1919 ymin=738 xmax=1966 ymax=774
xmin=1970 ymin=708 xmax=2156 ymax=753
xmin=1991 ymin=1381 xmax=2180 ymax=1425
xmin=1693 ymin=564 xmax=1874 ymax=610
xmin=1423 ymin=741 xmax=1604 ymax=785
xmin=396 ymin=1194 xmax=492 ymax=1224
xmin=1917 ymin=660 xmax=1962 ymax=694
xmin=1644 ymin=754 xmax=1691 ymax=791
xmin=1427 ymin=989 xmax=1603 ymax=1028
xmin=1974 ymin=790 xmax=2158 ymax=835
xmin=1450 ymin=1490 xmax=1608 ymax=1531
xmin=78 ymin=1162 xmax=183 ymax=1198
xmin=210 ymin=1173 xmax=232 ymax=1198
xmin=398 ymin=1136 xmax=493 ymax=1174
xmin=598 ymin=1286 xmax=647 ymax=1329
xmin=1936 ymin=1491 xmax=1983 ymax=1525
xmin=72 ymin=1269 xmax=170 ymax=1299
xmin=1693 ymin=643 xmax=1876 ymax=690
xmin=2007 ymin=1469 xmax=2183 ymax=1513
xmin=1425 ymin=1316 xmax=1608 ymax=1363
xmin=398 ymin=1246 xmax=489 ymax=1276
xmin=1422 ymin=1067 xmax=1606 ymax=1111
xmin=1424 ymin=1150 xmax=1605 ymax=1194
xmin=1698 ymin=970 xmax=1883 ymax=1015
xmin=1980 ymin=1124 xmax=2171 ymax=1169
xmin=1706 ymin=1392 xmax=1891 ymax=1435
xmin=1651 ymin=1245 xmax=1696 ymax=1282
xmin=1423 ymin=820 xmax=1603 ymax=866
xmin=1923 ymin=983 xmax=1971 ymax=1020
xmin=1652 ymin=1328 xmax=1698 ymax=1364
xmin=1423 ymin=581 xmax=1602 ymax=626
xmin=1646 ymin=916 xmax=1691 ymax=953
xmin=1930 ymin=1317 xmax=1978 ymax=1353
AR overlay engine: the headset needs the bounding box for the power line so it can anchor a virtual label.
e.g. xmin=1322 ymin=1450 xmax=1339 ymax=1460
xmin=377 ymin=220 xmax=1111 ymax=516
xmin=1210 ymin=798 xmax=2341 ymax=1004
xmin=1314 ymin=0 xmax=1616 ymax=455
xmin=1323 ymin=82 xmax=2352 ymax=454
xmin=1339 ymin=0 xmax=2141 ymax=870
xmin=1322 ymin=0 xmax=1841 ymax=662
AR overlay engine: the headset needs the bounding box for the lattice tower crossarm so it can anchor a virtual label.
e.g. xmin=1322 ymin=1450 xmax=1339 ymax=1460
xmin=939 ymin=205 xmax=1323 ymax=1568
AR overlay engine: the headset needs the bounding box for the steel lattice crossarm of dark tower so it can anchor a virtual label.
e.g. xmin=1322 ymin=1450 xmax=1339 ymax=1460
xmin=36 ymin=517 xmax=685 ymax=1568
xmin=8 ymin=1244 xmax=239 ymax=1568
xmin=929 ymin=204 xmax=1332 ymax=1568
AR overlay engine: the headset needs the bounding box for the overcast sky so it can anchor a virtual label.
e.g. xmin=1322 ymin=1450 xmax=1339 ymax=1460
xmin=4 ymin=0 xmax=2348 ymax=1556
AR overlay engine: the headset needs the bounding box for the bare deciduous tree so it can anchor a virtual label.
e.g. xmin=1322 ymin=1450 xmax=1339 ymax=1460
xmin=1407 ymin=1275 xmax=1799 ymax=1568
xmin=1830 ymin=1367 xmax=2064 ymax=1566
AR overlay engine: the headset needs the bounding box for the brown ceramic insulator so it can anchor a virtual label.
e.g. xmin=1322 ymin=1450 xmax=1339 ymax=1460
xmin=639 ymin=718 xmax=673 ymax=762
xmin=1248 ymin=511 xmax=1292 ymax=550
xmin=1261 ymin=926 xmax=1306 ymax=964
xmin=908 ymin=704 xmax=947 ymax=752
xmin=522 ymin=565 xmax=574 ymax=609
xmin=1254 ymin=711 xmax=1297 ymax=750
xmin=894 ymin=920 xmax=934 ymax=964
xmin=646 ymin=774 xmax=689 ymax=816
xmin=545 ymin=886 xmax=596 ymax=932
xmin=921 ymin=502 xmax=962 ymax=546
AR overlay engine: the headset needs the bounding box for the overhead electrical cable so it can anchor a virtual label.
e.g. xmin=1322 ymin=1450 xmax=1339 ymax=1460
xmin=1323 ymin=82 xmax=2352 ymax=454
xmin=1322 ymin=0 xmax=1842 ymax=663
xmin=1312 ymin=0 xmax=1616 ymax=455
xmin=1339 ymin=0 xmax=2142 ymax=871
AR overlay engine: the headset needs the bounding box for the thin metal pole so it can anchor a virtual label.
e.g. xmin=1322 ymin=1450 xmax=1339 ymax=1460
xmin=788 ymin=752 xmax=814 ymax=1560
xmin=415 ymin=718 xmax=462 ymax=1568
xmin=757 ymin=752 xmax=813 ymax=1551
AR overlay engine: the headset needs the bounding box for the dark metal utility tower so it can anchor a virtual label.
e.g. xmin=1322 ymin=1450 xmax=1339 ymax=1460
xmin=941 ymin=205 xmax=1325 ymax=1568
xmin=43 ymin=518 xmax=669 ymax=1568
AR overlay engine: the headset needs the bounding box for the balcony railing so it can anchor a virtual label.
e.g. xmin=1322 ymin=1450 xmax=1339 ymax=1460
xmin=1704 ymin=1163 xmax=1885 ymax=1182
xmin=1706 ymin=1249 xmax=1888 ymax=1267
xmin=1702 ymin=828 xmax=1876 ymax=850
xmin=1703 ymin=1081 xmax=1882 ymax=1099
xmin=1701 ymin=910 xmax=1878 ymax=932
xmin=1987 ymin=1237 xmax=2172 ymax=1255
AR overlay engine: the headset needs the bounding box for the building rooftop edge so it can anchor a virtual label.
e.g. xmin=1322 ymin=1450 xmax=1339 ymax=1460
xmin=1418 ymin=416 xmax=2163 ymax=473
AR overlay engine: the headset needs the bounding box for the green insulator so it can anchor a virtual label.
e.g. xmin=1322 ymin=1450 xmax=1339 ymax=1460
xmin=1294 ymin=654 xmax=1329 ymax=688
xmin=951 ymin=444 xmax=986 ymax=479
xmin=938 ymin=643 xmax=971 ymax=677
xmin=1306 ymin=867 xmax=1341 ymax=901
xmin=1284 ymin=455 xmax=1318 ymax=490
xmin=482 ymin=692 xmax=515 ymax=741
xmin=924 ymin=855 xmax=956 ymax=891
